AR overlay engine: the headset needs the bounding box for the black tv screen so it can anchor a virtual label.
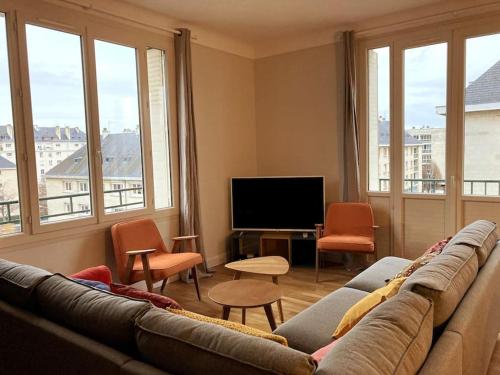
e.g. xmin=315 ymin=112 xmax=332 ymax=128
xmin=231 ymin=176 xmax=325 ymax=231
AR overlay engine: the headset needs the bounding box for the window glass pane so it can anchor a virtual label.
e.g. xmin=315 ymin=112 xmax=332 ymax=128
xmin=94 ymin=40 xmax=144 ymax=213
xmin=368 ymin=47 xmax=390 ymax=192
xmin=26 ymin=25 xmax=92 ymax=223
xmin=404 ymin=43 xmax=447 ymax=194
xmin=463 ymin=34 xmax=500 ymax=196
xmin=0 ymin=14 xmax=22 ymax=235
xmin=147 ymin=48 xmax=172 ymax=209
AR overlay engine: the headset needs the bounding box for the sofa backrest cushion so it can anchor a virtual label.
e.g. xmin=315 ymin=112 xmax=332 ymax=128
xmin=35 ymin=274 xmax=151 ymax=354
xmin=0 ymin=258 xmax=51 ymax=309
xmin=315 ymin=291 xmax=433 ymax=375
xmin=401 ymin=244 xmax=478 ymax=327
xmin=135 ymin=307 xmax=316 ymax=375
xmin=446 ymin=220 xmax=497 ymax=267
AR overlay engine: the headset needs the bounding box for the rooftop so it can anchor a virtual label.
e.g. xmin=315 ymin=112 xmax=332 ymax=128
xmin=378 ymin=120 xmax=422 ymax=146
xmin=0 ymin=125 xmax=86 ymax=142
xmin=465 ymin=60 xmax=500 ymax=107
xmin=45 ymin=132 xmax=142 ymax=180
xmin=0 ymin=155 xmax=16 ymax=169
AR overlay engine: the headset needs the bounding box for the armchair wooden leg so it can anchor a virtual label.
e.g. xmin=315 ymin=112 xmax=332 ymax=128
xmin=192 ymin=265 xmax=201 ymax=301
xmin=125 ymin=254 xmax=136 ymax=285
xmin=160 ymin=278 xmax=168 ymax=294
xmin=140 ymin=254 xmax=154 ymax=293
xmin=315 ymin=248 xmax=320 ymax=283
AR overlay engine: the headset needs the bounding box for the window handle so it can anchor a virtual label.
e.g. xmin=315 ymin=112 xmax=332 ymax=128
xmin=96 ymin=150 xmax=102 ymax=164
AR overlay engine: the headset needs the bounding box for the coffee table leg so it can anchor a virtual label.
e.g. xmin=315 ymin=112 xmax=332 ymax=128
xmin=222 ymin=306 xmax=231 ymax=320
xmin=272 ymin=276 xmax=285 ymax=323
xmin=264 ymin=304 xmax=277 ymax=331
xmin=233 ymin=271 xmax=242 ymax=280
xmin=242 ymin=308 xmax=246 ymax=325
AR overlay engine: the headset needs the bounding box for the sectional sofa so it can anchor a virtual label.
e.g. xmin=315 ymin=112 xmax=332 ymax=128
xmin=0 ymin=220 xmax=499 ymax=374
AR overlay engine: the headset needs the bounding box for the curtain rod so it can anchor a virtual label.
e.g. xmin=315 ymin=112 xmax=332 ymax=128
xmin=59 ymin=0 xmax=183 ymax=35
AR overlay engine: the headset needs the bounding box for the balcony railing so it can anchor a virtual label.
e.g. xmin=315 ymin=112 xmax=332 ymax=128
xmin=379 ymin=178 xmax=500 ymax=196
xmin=0 ymin=186 xmax=144 ymax=225
xmin=378 ymin=178 xmax=446 ymax=193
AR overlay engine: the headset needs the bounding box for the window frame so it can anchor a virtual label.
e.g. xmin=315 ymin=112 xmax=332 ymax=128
xmin=0 ymin=0 xmax=178 ymax=247
xmin=455 ymin=23 xmax=500 ymax=202
xmin=0 ymin=9 xmax=31 ymax=243
xmin=17 ymin=12 xmax=98 ymax=233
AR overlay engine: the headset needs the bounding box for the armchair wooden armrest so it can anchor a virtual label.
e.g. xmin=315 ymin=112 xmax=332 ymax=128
xmin=171 ymin=234 xmax=199 ymax=253
xmin=171 ymin=235 xmax=199 ymax=241
xmin=125 ymin=248 xmax=156 ymax=290
xmin=126 ymin=249 xmax=156 ymax=256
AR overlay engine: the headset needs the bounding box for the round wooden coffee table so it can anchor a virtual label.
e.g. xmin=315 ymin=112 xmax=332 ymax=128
xmin=225 ymin=256 xmax=289 ymax=322
xmin=208 ymin=279 xmax=282 ymax=330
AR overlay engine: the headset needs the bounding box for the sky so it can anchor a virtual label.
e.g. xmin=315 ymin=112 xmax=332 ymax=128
xmin=373 ymin=33 xmax=500 ymax=129
xmin=2 ymin=15 xmax=500 ymax=132
xmin=0 ymin=17 xmax=140 ymax=134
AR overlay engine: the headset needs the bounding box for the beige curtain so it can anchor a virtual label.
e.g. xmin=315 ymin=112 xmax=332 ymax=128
xmin=174 ymin=29 xmax=210 ymax=274
xmin=342 ymin=30 xmax=361 ymax=202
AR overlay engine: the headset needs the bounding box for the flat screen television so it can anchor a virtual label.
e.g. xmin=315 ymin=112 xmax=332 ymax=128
xmin=231 ymin=176 xmax=325 ymax=232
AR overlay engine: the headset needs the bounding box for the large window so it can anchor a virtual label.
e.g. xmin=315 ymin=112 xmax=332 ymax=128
xmin=368 ymin=46 xmax=390 ymax=192
xmin=147 ymin=48 xmax=172 ymax=208
xmin=94 ymin=40 xmax=145 ymax=214
xmin=404 ymin=43 xmax=447 ymax=194
xmin=0 ymin=5 xmax=176 ymax=238
xmin=0 ymin=13 xmax=22 ymax=235
xmin=463 ymin=33 xmax=500 ymax=196
xmin=25 ymin=24 xmax=92 ymax=223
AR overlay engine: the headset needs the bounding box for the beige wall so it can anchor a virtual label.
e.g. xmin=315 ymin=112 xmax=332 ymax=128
xmin=192 ymin=44 xmax=258 ymax=267
xmin=255 ymin=44 xmax=342 ymax=203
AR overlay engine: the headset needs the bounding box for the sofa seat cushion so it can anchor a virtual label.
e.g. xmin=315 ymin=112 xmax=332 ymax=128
xmin=401 ymin=244 xmax=478 ymax=327
xmin=36 ymin=274 xmax=151 ymax=354
xmin=0 ymin=258 xmax=51 ymax=309
xmin=315 ymin=291 xmax=433 ymax=375
xmin=317 ymin=235 xmax=374 ymax=252
xmin=135 ymin=308 xmax=316 ymax=375
xmin=445 ymin=220 xmax=497 ymax=267
xmin=273 ymin=287 xmax=369 ymax=353
xmin=345 ymin=256 xmax=412 ymax=292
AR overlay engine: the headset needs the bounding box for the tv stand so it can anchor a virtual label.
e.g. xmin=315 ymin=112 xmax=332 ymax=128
xmin=231 ymin=231 xmax=317 ymax=266
xmin=260 ymin=233 xmax=292 ymax=263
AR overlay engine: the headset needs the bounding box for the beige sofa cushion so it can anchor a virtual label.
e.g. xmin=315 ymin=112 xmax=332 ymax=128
xmin=315 ymin=291 xmax=433 ymax=375
xmin=446 ymin=220 xmax=497 ymax=267
xmin=401 ymin=244 xmax=478 ymax=327
xmin=135 ymin=307 xmax=316 ymax=375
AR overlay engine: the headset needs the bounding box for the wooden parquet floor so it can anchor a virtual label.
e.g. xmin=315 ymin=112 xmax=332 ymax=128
xmin=160 ymin=264 xmax=357 ymax=332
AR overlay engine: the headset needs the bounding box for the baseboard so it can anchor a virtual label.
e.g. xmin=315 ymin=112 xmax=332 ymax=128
xmin=206 ymin=252 xmax=228 ymax=269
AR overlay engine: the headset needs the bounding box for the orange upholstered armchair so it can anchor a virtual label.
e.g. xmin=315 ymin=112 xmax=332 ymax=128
xmin=315 ymin=202 xmax=379 ymax=282
xmin=111 ymin=218 xmax=203 ymax=299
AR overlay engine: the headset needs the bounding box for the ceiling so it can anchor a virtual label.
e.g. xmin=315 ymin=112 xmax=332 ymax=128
xmin=121 ymin=0 xmax=450 ymax=43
